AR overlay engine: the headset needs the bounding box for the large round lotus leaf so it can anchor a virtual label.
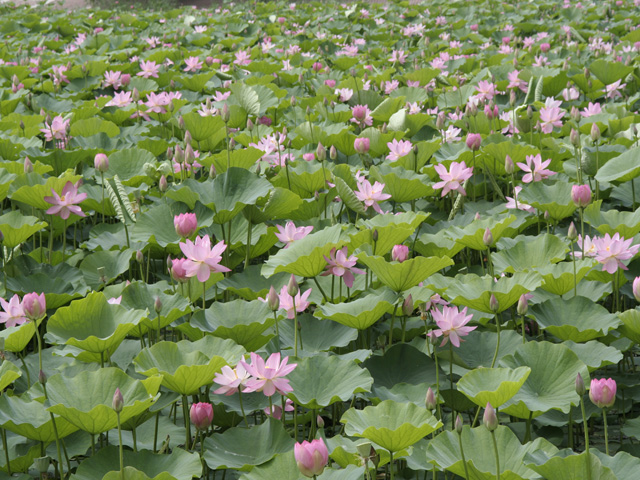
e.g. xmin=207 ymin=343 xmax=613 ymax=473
xmin=0 ymin=430 xmax=41 ymax=473
xmin=457 ymin=367 xmax=531 ymax=408
xmin=350 ymin=212 xmax=428 ymax=256
xmin=526 ymin=450 xmax=615 ymax=480
xmin=415 ymin=231 xmax=466 ymax=258
xmin=341 ymin=400 xmax=442 ymax=452
xmin=451 ymin=330 xmax=522 ymax=370
xmin=363 ymin=343 xmax=439 ymax=388
xmin=261 ymin=224 xmax=346 ymax=278
xmin=583 ymin=201 xmax=640 ymax=239
xmin=45 ymin=368 xmax=162 ymax=435
xmin=445 ymin=272 xmax=543 ymax=314
xmin=536 ymin=259 xmax=596 ymax=296
xmin=0 ymin=361 xmax=21 ymax=390
xmin=286 ymin=355 xmax=372 ymax=409
xmin=315 ymin=289 xmax=398 ymax=330
xmin=0 ymin=395 xmax=78 ymax=442
xmin=491 ymin=234 xmax=568 ymax=273
xmin=595 ymin=147 xmax=640 ymax=184
xmin=239 ymin=453 xmax=364 ymax=480
xmin=518 ymin=182 xmax=577 ymax=220
xmin=357 ymin=253 xmax=453 ymax=292
xmin=217 ymin=266 xmax=291 ymax=301
xmin=563 ymin=341 xmax=623 ymax=371
xmin=9 ymin=174 xmax=82 ymax=210
xmin=0 ymin=317 xmax=44 ymax=353
xmin=190 ymin=299 xmax=274 ymax=352
xmin=46 ymin=292 xmax=146 ymax=355
xmin=593 ymin=450 xmax=640 ymax=479
xmin=499 ymin=342 xmax=590 ymax=419
xmin=133 ymin=336 xmax=244 ymax=395
xmin=446 ymin=213 xmax=516 ymax=251
xmin=203 ymin=418 xmax=295 ymax=471
xmin=531 ymin=296 xmax=620 ymax=342
xmin=278 ymin=314 xmax=357 ymax=353
xmin=79 ymin=250 xmax=134 ymax=289
xmin=70 ymin=446 xmax=201 ymax=480
xmin=616 ymin=308 xmax=640 ymax=344
xmin=0 ymin=211 xmax=47 ymax=248
xmin=426 ymin=426 xmax=558 ymax=480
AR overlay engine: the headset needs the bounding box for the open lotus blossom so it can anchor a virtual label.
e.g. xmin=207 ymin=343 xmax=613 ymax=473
xmin=386 ymin=139 xmax=413 ymax=161
xmin=240 ymin=352 xmax=297 ymax=397
xmin=335 ymin=88 xmax=353 ymax=102
xmin=475 ymin=80 xmax=498 ymax=101
xmin=605 ymin=80 xmax=625 ymax=99
xmin=354 ymin=178 xmax=391 ymax=214
xmin=505 ymin=186 xmax=536 ymax=213
xmin=105 ymin=91 xmax=133 ymax=108
xmin=0 ymin=294 xmax=28 ymax=328
xmin=277 ymin=285 xmax=312 ymax=319
xmin=516 ymin=154 xmax=556 ymax=183
xmin=275 ymin=221 xmax=313 ymax=248
xmin=44 ymin=181 xmax=87 ymax=219
xmin=429 ymin=305 xmax=476 ymax=347
xmin=433 ymin=161 xmax=473 ymax=197
xmin=179 ymin=235 xmax=231 ymax=282
xmin=538 ymin=105 xmax=565 ymax=133
xmin=581 ymin=102 xmax=602 ymax=117
xmin=321 ymin=247 xmax=365 ymax=288
xmin=41 ymin=115 xmax=70 ymax=142
xmin=137 ymin=60 xmax=160 ymax=78
xmin=592 ymin=233 xmax=639 ymax=274
xmin=507 ymin=69 xmax=528 ymax=92
xmin=213 ymin=364 xmax=250 ymax=395
xmin=572 ymin=235 xmax=598 ymax=259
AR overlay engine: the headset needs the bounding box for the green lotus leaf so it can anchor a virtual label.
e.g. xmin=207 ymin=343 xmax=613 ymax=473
xmin=261 ymin=224 xmax=345 ymax=278
xmin=239 ymin=454 xmax=364 ymax=480
xmin=206 ymin=168 xmax=273 ymax=224
xmin=499 ymin=342 xmax=590 ymax=419
xmin=79 ymin=249 xmax=134 ymax=289
xmin=563 ymin=341 xmax=623 ymax=372
xmin=46 ymin=368 xmax=162 ymax=435
xmin=9 ymin=173 xmax=82 ymax=210
xmin=357 ymin=253 xmax=453 ymax=292
xmin=216 ymin=266 xmax=291 ymax=301
xmin=525 ymin=450 xmax=615 ymax=480
xmin=133 ymin=337 xmax=244 ymax=395
xmin=446 ymin=214 xmax=516 ymax=251
xmin=190 ymin=299 xmax=274 ymax=352
xmin=445 ymin=272 xmax=542 ymax=314
xmin=104 ymin=148 xmax=155 ymax=187
xmin=271 ymin=160 xmax=329 ymax=198
xmin=593 ymin=450 xmax=640 ymax=480
xmin=369 ymin=165 xmax=434 ymax=203
xmin=414 ymin=231 xmax=466 ymax=258
xmin=589 ymin=59 xmax=634 ymax=89
xmin=130 ymin=203 xmax=183 ymax=250
xmin=315 ymin=290 xmax=398 ymax=330
xmin=531 ymin=296 xmax=620 ymax=342
xmin=0 ymin=361 xmax=21 ymax=391
xmin=363 ymin=343 xmax=439 ymax=388
xmin=203 ymin=418 xmax=295 ymax=471
xmin=341 ymin=400 xmax=441 ymax=452
xmin=0 ymin=317 xmax=44 ymax=353
xmin=0 ymin=211 xmax=47 ymax=248
xmin=277 ymin=314 xmax=358 ymax=353
xmin=0 ymin=395 xmax=78 ymax=442
xmin=69 ymin=117 xmax=119 ymax=138
xmin=0 ymin=430 xmax=41 ymax=474
xmin=243 ymin=188 xmax=303 ymax=223
xmin=334 ymin=176 xmax=366 ymax=216
xmin=426 ymin=425 xmax=558 ymax=480
xmin=177 ymin=72 xmax=214 ymax=92
xmin=457 ymin=367 xmax=531 ymax=408
xmin=70 ymin=446 xmax=201 ymax=480
xmin=180 ymin=112 xmax=225 ymax=144
xmin=286 ymin=355 xmax=373 ymax=409
xmin=480 ymin=141 xmax=540 ymax=176
xmin=351 ymin=212 xmax=429 ymax=256
xmin=206 ymin=148 xmax=266 ymax=176
xmin=491 ymin=234 xmax=568 ymax=273
xmin=582 ymin=201 xmax=640 ymax=239
xmin=517 ymin=182 xmax=576 ymax=220
xmin=622 ymin=417 xmax=640 ymax=441
xmin=616 ymin=308 xmax=640 ymax=344
xmin=46 ymin=292 xmax=146 ymax=355
xmin=536 ymin=259 xmax=596 ymax=296
xmin=452 ymin=330 xmax=522 ymax=370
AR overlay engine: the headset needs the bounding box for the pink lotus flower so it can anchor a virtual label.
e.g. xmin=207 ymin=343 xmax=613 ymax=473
xmin=507 ymin=70 xmax=528 ymax=93
xmin=354 ymin=179 xmax=391 ymax=214
xmin=170 ymin=258 xmax=189 ymax=283
xmin=350 ymin=105 xmax=373 ymax=128
xmin=505 ymin=186 xmax=536 ymax=213
xmin=391 ymin=244 xmax=409 ymax=263
xmin=103 ymin=70 xmax=122 ymax=89
xmin=466 ymin=133 xmax=482 ymax=151
xmin=475 ymin=80 xmax=498 ymax=101
xmin=386 ymin=139 xmax=412 ymax=162
xmin=105 ymin=91 xmax=133 ymax=108
xmin=137 ymin=60 xmax=160 ymax=78
xmin=295 ymin=439 xmax=329 ymax=478
xmin=335 ymin=88 xmax=353 ymax=102
xmin=240 ymin=352 xmax=297 ymax=397
xmin=354 ymin=137 xmax=370 ymax=154
xmin=174 ymin=213 xmax=198 ymax=238
xmin=581 ymin=102 xmax=602 ymax=118
xmin=234 ymin=49 xmax=252 ymax=66
xmin=0 ymin=295 xmax=28 ymax=328
xmin=22 ymin=293 xmax=46 ymax=321
xmin=190 ymin=402 xmax=213 ymax=431
xmin=278 ymin=285 xmax=312 ymax=319
xmin=41 ymin=115 xmax=69 ymax=142
xmin=433 ymin=161 xmax=473 ymax=197
xmin=516 ymin=154 xmax=556 ymax=183
xmin=539 ymin=106 xmax=565 ymax=133
xmin=430 ymin=305 xmax=476 ymax=347
xmin=179 ymin=235 xmax=231 ymax=282
xmin=44 ymin=181 xmax=87 ymax=220
xmin=213 ymin=364 xmax=250 ymax=395
xmin=571 ymin=184 xmax=592 ymax=208
xmin=589 ymin=378 xmax=616 ymax=408
xmin=184 ymin=56 xmax=203 ymax=72
xmin=275 ymin=222 xmax=313 ymax=248
xmin=592 ymin=232 xmax=639 ymax=274
xmin=605 ymin=80 xmax=625 ymax=99
xmin=321 ymin=247 xmax=365 ymax=288
xmin=634 ymin=276 xmax=640 ymax=302
xmin=389 ymin=49 xmax=408 ymax=64
xmin=572 ymin=235 xmax=597 ymax=259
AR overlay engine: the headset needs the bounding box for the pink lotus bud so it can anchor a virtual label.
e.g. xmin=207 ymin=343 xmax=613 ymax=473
xmin=568 ymin=222 xmax=577 ymax=241
xmin=470 ymin=24 xmax=478 ymax=31
xmin=174 ymin=213 xmax=197 ymax=238
xmin=483 ymin=403 xmax=498 ymax=431
xmin=436 ymin=112 xmax=446 ymax=129
xmin=484 ymin=104 xmax=495 ymax=120
xmin=402 ymin=294 xmax=414 ymax=317
xmin=190 ymin=402 xmax=213 ymax=431
xmin=354 ymin=137 xmax=370 ymax=155
xmin=502 ymin=36 xmax=511 ymax=44
xmin=425 ymin=387 xmax=437 ymax=410
xmin=576 ymin=373 xmax=586 ymax=396
xmin=465 ymin=133 xmax=482 ymax=151
xmin=159 ymin=175 xmax=168 ymax=193
xmin=571 ymin=184 xmax=591 ymax=208
xmin=570 ymin=128 xmax=580 ymax=147
xmin=329 ymin=145 xmax=337 ymax=160
xmin=517 ymin=293 xmax=529 ymax=316
xmin=312 ymin=62 xmax=323 ymax=73
xmin=294 ymin=439 xmax=329 ymax=478
xmin=483 ymin=228 xmax=493 ymax=247
xmin=570 ymin=107 xmax=581 ymax=123
xmin=112 ymin=388 xmax=123 ymax=413
xmin=633 ymin=277 xmax=640 ymax=302
xmin=136 ymin=250 xmax=144 ymax=263
xmin=94 ymin=153 xmax=109 ymax=173
xmin=120 ymin=74 xmax=131 ymax=87
xmin=205 ymin=56 xmax=214 ymax=66
xmin=391 ymin=244 xmax=409 ymax=263
xmin=287 ymin=274 xmax=299 ymax=297
xmin=267 ymin=285 xmax=280 ymax=311
xmin=221 ymin=103 xmax=230 ymax=122
xmin=170 ymin=258 xmax=189 ymax=283
xmin=474 ymin=212 xmax=481 ymax=221
xmin=277 ymin=16 xmax=286 ymax=24
xmin=591 ymin=123 xmax=601 ymax=142
xmin=316 ymin=415 xmax=324 ymax=428
xmin=540 ymin=43 xmax=551 ymax=53
xmin=505 ymin=154 xmax=514 ymax=174
xmin=316 ymin=142 xmax=326 ymax=162
xmin=489 ymin=294 xmax=499 ymax=313
xmin=324 ymin=79 xmax=336 ymax=88
xmin=24 ymin=157 xmax=33 ymax=174
xmin=589 ymin=378 xmax=616 ymax=408
xmin=303 ymin=153 xmax=315 ymax=162
xmin=154 ymin=296 xmax=162 ymax=314
xmin=22 ymin=292 xmax=46 ymax=321
xmin=455 ymin=414 xmax=463 ymax=434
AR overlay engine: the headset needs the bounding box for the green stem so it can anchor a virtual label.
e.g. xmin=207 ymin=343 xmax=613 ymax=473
xmin=293 ymin=297 xmax=298 ymax=358
xmin=389 ymin=450 xmax=394 ymax=480
xmin=457 ymin=430 xmax=470 ymax=480
xmin=570 ymin=241 xmax=577 ymax=298
xmin=182 ymin=395 xmax=191 ymax=449
xmin=312 ymin=277 xmax=329 ymax=303
xmin=491 ymin=430 xmax=501 ymax=480
xmin=202 ymin=281 xmax=206 ymax=311
xmin=1 ymin=428 xmax=11 ymax=476
xmin=603 ymin=408 xmax=609 ymax=456
xmin=521 ymin=314 xmax=526 ymax=344
xmin=434 ymin=346 xmax=442 ymax=422
xmin=388 ymin=302 xmax=400 ymax=348
xmin=117 ymin=412 xmax=124 ymax=480
xmin=101 ymin=172 xmax=105 ymax=224
xmin=245 ymin=220 xmax=252 ymax=269
xmin=490 ymin=313 xmax=501 ymax=368
xmin=238 ymin=390 xmax=250 ymax=427
xmin=273 ymin=312 xmax=281 ymax=353
xmin=449 ymin=342 xmax=455 ymax=430
xmin=580 ymin=397 xmax=592 ymax=480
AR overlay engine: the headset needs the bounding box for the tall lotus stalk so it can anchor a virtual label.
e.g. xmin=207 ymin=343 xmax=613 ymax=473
xmin=113 ymin=388 xmax=124 ymax=480
xmin=576 ymin=374 xmax=592 ymax=480
xmin=484 ymin=403 xmax=500 ymax=480
xmin=489 ymin=294 xmax=500 ymax=368
xmin=455 ymin=415 xmax=470 ymax=480
xmin=589 ymin=378 xmax=616 ymax=456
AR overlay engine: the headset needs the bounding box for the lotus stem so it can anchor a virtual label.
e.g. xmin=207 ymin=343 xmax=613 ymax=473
xmin=490 ymin=313 xmax=501 ymax=369
xmin=433 ymin=346 xmax=443 ymax=422
xmin=202 ymin=281 xmax=206 ymax=311
xmin=273 ymin=312 xmax=281 ymax=353
xmin=490 ymin=430 xmax=500 ymax=480
xmin=603 ymin=408 xmax=609 ymax=456
xmin=449 ymin=342 xmax=455 ymax=430
xmin=389 ymin=450 xmax=394 ymax=480
xmin=580 ymin=396 xmax=592 ymax=480
xmin=457 ymin=428 xmax=470 ymax=480
xmin=293 ymin=297 xmax=298 ymax=358
xmin=312 ymin=277 xmax=328 ymax=303
xmin=1 ymin=428 xmax=11 ymax=476
xmin=117 ymin=411 xmax=124 ymax=480
xmin=245 ymin=220 xmax=252 ymax=269
xmin=182 ymin=395 xmax=191 ymax=449
xmin=100 ymin=171 xmax=105 ymax=224
xmin=570 ymin=241 xmax=577 ymax=298
xmin=388 ymin=301 xmax=400 ymax=348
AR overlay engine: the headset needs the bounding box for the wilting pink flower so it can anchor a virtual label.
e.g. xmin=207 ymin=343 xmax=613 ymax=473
xmin=386 ymin=139 xmax=412 ymax=161
xmin=184 ymin=56 xmax=203 ymax=72
xmin=350 ymin=105 xmax=373 ymax=128
xmin=605 ymin=80 xmax=625 ymax=99
xmin=433 ymin=161 xmax=473 ymax=197
xmin=571 ymin=184 xmax=591 ymax=208
xmin=507 ymin=69 xmax=528 ymax=93
xmin=275 ymin=222 xmax=313 ymax=248
xmin=174 ymin=213 xmax=198 ymax=238
xmin=354 ymin=137 xmax=370 ymax=154
xmin=264 ymin=398 xmax=294 ymax=419
xmin=44 ymin=181 xmax=87 ymax=219
xmin=589 ymin=378 xmax=616 ymax=408
xmin=354 ymin=179 xmax=391 ymax=214
xmin=430 ymin=305 xmax=476 ymax=347
xmin=505 ymin=186 xmax=536 ymax=213
xmin=241 ymin=352 xmax=297 ymax=397
xmin=22 ymin=293 xmax=46 ymax=320
xmin=190 ymin=403 xmax=213 ymax=430
xmin=562 ymin=87 xmax=580 ymax=101
xmin=321 ymin=247 xmax=365 ymax=288
xmin=213 ymin=364 xmax=250 ymax=395
xmin=295 ymin=439 xmax=329 ymax=478
xmin=391 ymin=245 xmax=409 ymax=263
xmin=137 ymin=60 xmax=160 ymax=78
xmin=0 ymin=295 xmax=28 ymax=328
xmin=516 ymin=154 xmax=556 ymax=183
xmin=179 ymin=235 xmax=231 ymax=282
xmin=278 ymin=285 xmax=312 ymax=319
xmin=592 ymin=233 xmax=639 ymax=274
xmin=539 ymin=106 xmax=565 ymax=133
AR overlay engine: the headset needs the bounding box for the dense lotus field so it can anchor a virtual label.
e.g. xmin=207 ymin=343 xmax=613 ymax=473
xmin=2 ymin=0 xmax=640 ymax=478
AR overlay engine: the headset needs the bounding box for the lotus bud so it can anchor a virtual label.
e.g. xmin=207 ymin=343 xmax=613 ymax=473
xmin=329 ymin=145 xmax=337 ymax=160
xmin=544 ymin=211 xmax=550 ymax=220
xmin=221 ymin=103 xmax=230 ymax=122
xmin=174 ymin=145 xmax=184 ymax=164
xmin=575 ymin=373 xmax=586 ymax=396
xmin=571 ymin=184 xmax=591 ymax=208
xmin=247 ymin=118 xmax=254 ymax=131
xmin=24 ymin=157 xmax=34 ymax=174
xmin=402 ymin=294 xmax=414 ymax=317
xmin=38 ymin=369 xmax=47 ymax=385
xmin=570 ymin=128 xmax=580 ymax=147
xmin=94 ymin=153 xmax=109 ymax=172
xmin=372 ymin=229 xmax=378 ymax=242
xmin=584 ymin=68 xmax=590 ymax=79
xmin=294 ymin=439 xmax=328 ymax=478
xmin=483 ymin=403 xmax=498 ymax=431
xmin=166 ymin=147 xmax=173 ymax=160
xmin=381 ymin=123 xmax=387 ymax=134
xmin=267 ymin=285 xmax=279 ymax=311
xmin=132 ymin=87 xmax=140 ymax=102
xmin=185 ymin=144 xmax=195 ymax=165
xmin=568 ymin=222 xmax=578 ymax=241
xmin=526 ymin=105 xmax=533 ymax=119
xmin=504 ymin=154 xmax=514 ymax=174
xmin=455 ymin=414 xmax=463 ymax=434
xmin=112 ymin=387 xmax=124 ymax=413
xmin=154 ymin=296 xmax=163 ymax=314
xmin=159 ymin=175 xmax=168 ymax=192
xmin=570 ymin=106 xmax=581 ymax=123
xmin=287 ymin=274 xmax=299 ymax=297
xmin=23 ymin=292 xmax=46 ymax=321
xmin=517 ymin=293 xmax=529 ymax=316
xmin=425 ymin=387 xmax=437 ymax=410
xmin=633 ymin=277 xmax=640 ymax=302
xmin=354 ymin=137 xmax=370 ymax=155
xmin=436 ymin=112 xmax=446 ymax=130
xmin=317 ymin=415 xmax=324 ymax=428
xmin=465 ymin=133 xmax=482 ymax=151
xmin=483 ymin=227 xmax=493 ymax=247
xmin=509 ymin=89 xmax=516 ymax=107
xmin=291 ymin=96 xmax=297 ymax=107
xmin=19 ymin=120 xmax=25 ymax=131
xmin=190 ymin=402 xmax=213 ymax=431
xmin=391 ymin=244 xmax=409 ymax=263
xmin=489 ymin=293 xmax=499 ymax=313
xmin=590 ymin=123 xmax=600 ymax=142
xmin=184 ymin=130 xmax=192 ymax=145
xmin=316 ymin=142 xmax=326 ymax=162
xmin=210 ymin=165 xmax=217 ymax=178
xmin=589 ymin=378 xmax=616 ymax=409
xmin=136 ymin=250 xmax=144 ymax=263
xmin=474 ymin=212 xmax=481 ymax=221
